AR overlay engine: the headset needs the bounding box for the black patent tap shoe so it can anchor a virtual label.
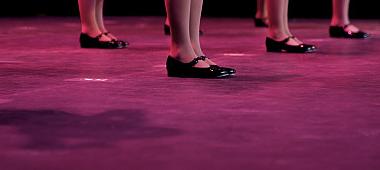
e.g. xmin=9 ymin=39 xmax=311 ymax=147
xmin=199 ymin=56 xmax=236 ymax=76
xmin=103 ymin=32 xmax=129 ymax=48
xmin=166 ymin=56 xmax=231 ymax=78
xmin=329 ymin=24 xmax=369 ymax=39
xmin=254 ymin=18 xmax=268 ymax=28
xmin=266 ymin=36 xmax=316 ymax=53
xmin=79 ymin=33 xmax=124 ymax=49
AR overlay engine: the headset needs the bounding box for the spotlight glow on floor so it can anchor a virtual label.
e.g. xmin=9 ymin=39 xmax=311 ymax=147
xmin=222 ymin=53 xmax=256 ymax=57
xmin=64 ymin=78 xmax=123 ymax=82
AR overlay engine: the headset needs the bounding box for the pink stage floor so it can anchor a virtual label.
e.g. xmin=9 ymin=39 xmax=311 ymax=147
xmin=0 ymin=17 xmax=380 ymax=170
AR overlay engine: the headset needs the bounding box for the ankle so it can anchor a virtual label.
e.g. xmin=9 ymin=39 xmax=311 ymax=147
xmin=331 ymin=19 xmax=350 ymax=27
xmin=169 ymin=51 xmax=197 ymax=63
xmin=268 ymin=33 xmax=289 ymax=41
xmin=255 ymin=12 xmax=267 ymax=19
xmin=192 ymin=47 xmax=205 ymax=57
xmin=168 ymin=55 xmax=209 ymax=68
xmin=170 ymin=44 xmax=198 ymax=58
xmin=268 ymin=28 xmax=290 ymax=39
xmin=82 ymin=30 xmax=102 ymax=38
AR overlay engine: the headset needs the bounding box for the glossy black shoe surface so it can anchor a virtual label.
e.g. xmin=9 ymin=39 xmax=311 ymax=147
xmin=80 ymin=33 xmax=124 ymax=49
xmin=103 ymin=32 xmax=129 ymax=48
xmin=164 ymin=24 xmax=204 ymax=36
xmin=329 ymin=25 xmax=369 ymax=39
xmin=200 ymin=56 xmax=236 ymax=75
xmin=254 ymin=18 xmax=268 ymax=28
xmin=166 ymin=56 xmax=231 ymax=78
xmin=266 ymin=36 xmax=316 ymax=53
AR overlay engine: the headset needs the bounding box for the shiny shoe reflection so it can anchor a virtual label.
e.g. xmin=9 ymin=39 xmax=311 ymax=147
xmin=200 ymin=56 xmax=236 ymax=76
xmin=103 ymin=32 xmax=129 ymax=48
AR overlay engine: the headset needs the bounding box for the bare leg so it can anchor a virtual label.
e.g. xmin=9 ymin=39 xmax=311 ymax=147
xmin=331 ymin=0 xmax=359 ymax=32
xmin=256 ymin=0 xmax=268 ymax=19
xmin=165 ymin=0 xmax=208 ymax=67
xmin=189 ymin=0 xmax=216 ymax=65
xmin=95 ymin=0 xmax=106 ymax=33
xmin=189 ymin=0 xmax=203 ymax=56
xmin=95 ymin=0 xmax=115 ymax=40
xmin=283 ymin=0 xmax=303 ymax=44
xmin=283 ymin=0 xmax=291 ymax=35
xmin=78 ymin=0 xmax=102 ymax=37
xmin=331 ymin=0 xmax=350 ymax=26
xmin=267 ymin=0 xmax=302 ymax=45
xmin=267 ymin=0 xmax=287 ymax=40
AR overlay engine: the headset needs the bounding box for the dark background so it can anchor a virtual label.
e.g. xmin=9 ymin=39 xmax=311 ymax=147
xmin=1 ymin=0 xmax=379 ymax=19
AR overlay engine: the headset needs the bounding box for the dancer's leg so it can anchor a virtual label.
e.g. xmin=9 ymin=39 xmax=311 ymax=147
xmin=95 ymin=0 xmax=117 ymax=40
xmin=283 ymin=0 xmax=291 ymax=35
xmin=189 ymin=0 xmax=217 ymax=65
xmin=78 ymin=0 xmax=102 ymax=37
xmin=165 ymin=0 xmax=208 ymax=67
xmin=256 ymin=0 xmax=268 ymax=19
xmin=267 ymin=0 xmax=301 ymax=45
xmin=189 ymin=0 xmax=203 ymax=56
xmin=331 ymin=0 xmax=359 ymax=32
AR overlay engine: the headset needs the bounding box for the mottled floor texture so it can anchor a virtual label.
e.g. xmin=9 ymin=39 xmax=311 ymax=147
xmin=1 ymin=17 xmax=380 ymax=170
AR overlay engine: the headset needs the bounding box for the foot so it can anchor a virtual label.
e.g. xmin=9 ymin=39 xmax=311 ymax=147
xmin=166 ymin=56 xmax=231 ymax=78
xmin=170 ymin=55 xmax=210 ymax=68
xmin=266 ymin=36 xmax=316 ymax=53
xmin=79 ymin=33 xmax=123 ymax=49
xmin=329 ymin=24 xmax=369 ymax=39
xmin=103 ymin=32 xmax=129 ymax=47
xmin=270 ymin=35 xmax=303 ymax=46
xmin=197 ymin=54 xmax=217 ymax=66
xmin=343 ymin=24 xmax=360 ymax=33
xmin=200 ymin=56 xmax=236 ymax=75
xmin=86 ymin=32 xmax=113 ymax=42
xmin=103 ymin=32 xmax=118 ymax=40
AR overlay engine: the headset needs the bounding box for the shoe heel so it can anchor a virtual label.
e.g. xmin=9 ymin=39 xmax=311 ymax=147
xmin=79 ymin=33 xmax=94 ymax=48
xmin=80 ymin=41 xmax=94 ymax=48
xmin=329 ymin=27 xmax=341 ymax=38
xmin=266 ymin=38 xmax=283 ymax=52
xmin=167 ymin=69 xmax=187 ymax=78
xmin=266 ymin=46 xmax=283 ymax=52
xmin=167 ymin=72 xmax=181 ymax=77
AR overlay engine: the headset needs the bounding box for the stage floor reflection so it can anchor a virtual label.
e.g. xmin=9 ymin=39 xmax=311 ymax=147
xmin=0 ymin=17 xmax=380 ymax=170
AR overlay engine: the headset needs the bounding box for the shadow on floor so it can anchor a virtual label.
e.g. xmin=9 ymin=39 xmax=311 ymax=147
xmin=0 ymin=109 xmax=182 ymax=150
